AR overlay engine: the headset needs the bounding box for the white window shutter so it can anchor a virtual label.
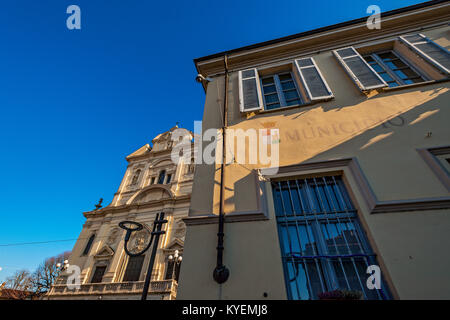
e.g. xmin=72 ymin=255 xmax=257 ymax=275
xmin=399 ymin=34 xmax=450 ymax=75
xmin=238 ymin=68 xmax=263 ymax=112
xmin=294 ymin=57 xmax=334 ymax=100
xmin=333 ymin=46 xmax=387 ymax=91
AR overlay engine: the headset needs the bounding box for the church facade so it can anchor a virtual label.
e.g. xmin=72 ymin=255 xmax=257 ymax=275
xmin=47 ymin=126 xmax=194 ymax=300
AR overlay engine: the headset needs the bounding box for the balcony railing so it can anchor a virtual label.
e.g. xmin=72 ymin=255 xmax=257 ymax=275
xmin=48 ymin=280 xmax=177 ymax=299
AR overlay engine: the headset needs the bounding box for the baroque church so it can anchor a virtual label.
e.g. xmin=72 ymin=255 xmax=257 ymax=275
xmin=47 ymin=126 xmax=195 ymax=300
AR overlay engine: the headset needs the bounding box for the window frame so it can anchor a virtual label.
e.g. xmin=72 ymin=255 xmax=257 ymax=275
xmin=260 ymin=71 xmax=303 ymax=110
xmin=363 ymin=50 xmax=428 ymax=87
xmin=157 ymin=170 xmax=166 ymax=184
xmin=417 ymin=146 xmax=450 ymax=192
xmin=122 ymin=255 xmax=145 ymax=282
xmin=333 ymin=46 xmax=388 ymax=91
xmin=81 ymin=234 xmax=96 ymax=256
xmin=399 ymin=33 xmax=450 ymax=75
xmin=271 ymin=175 xmax=391 ymax=300
xmin=90 ymin=265 xmax=107 ymax=283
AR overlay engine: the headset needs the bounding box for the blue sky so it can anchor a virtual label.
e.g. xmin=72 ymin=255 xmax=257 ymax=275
xmin=0 ymin=0 xmax=425 ymax=282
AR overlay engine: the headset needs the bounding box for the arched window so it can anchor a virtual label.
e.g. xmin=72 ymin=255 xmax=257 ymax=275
xmin=82 ymin=234 xmax=95 ymax=256
xmin=157 ymin=170 xmax=166 ymax=184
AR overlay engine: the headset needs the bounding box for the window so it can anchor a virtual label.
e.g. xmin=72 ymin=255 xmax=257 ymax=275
xmin=418 ymin=147 xmax=450 ymax=192
xmin=333 ymin=47 xmax=387 ymax=91
xmin=164 ymin=260 xmax=181 ymax=281
xmin=239 ymin=59 xmax=332 ymax=113
xmin=261 ymin=72 xmax=302 ymax=110
xmin=91 ymin=266 xmax=106 ymax=283
xmin=157 ymin=170 xmax=166 ymax=184
xmin=150 ymin=177 xmax=155 ymax=185
xmin=123 ymin=255 xmax=145 ymax=282
xmin=166 ymin=174 xmax=172 ymax=184
xmin=165 ymin=261 xmax=175 ymax=280
xmin=272 ymin=175 xmax=390 ymax=300
xmin=82 ymin=234 xmax=95 ymax=256
xmin=363 ymin=51 xmax=426 ymax=87
xmin=399 ymin=34 xmax=450 ymax=75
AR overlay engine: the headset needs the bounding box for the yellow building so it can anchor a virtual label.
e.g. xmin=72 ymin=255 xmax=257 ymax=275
xmin=178 ymin=1 xmax=450 ymax=300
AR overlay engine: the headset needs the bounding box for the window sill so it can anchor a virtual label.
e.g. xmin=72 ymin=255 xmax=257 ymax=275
xmin=256 ymin=97 xmax=334 ymax=115
xmin=381 ymin=77 xmax=450 ymax=92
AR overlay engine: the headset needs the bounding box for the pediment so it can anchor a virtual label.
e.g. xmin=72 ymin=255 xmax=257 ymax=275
xmin=94 ymin=245 xmax=114 ymax=259
xmin=163 ymin=238 xmax=184 ymax=252
xmin=127 ymin=185 xmax=174 ymax=205
xmin=151 ymin=126 xmax=193 ymax=152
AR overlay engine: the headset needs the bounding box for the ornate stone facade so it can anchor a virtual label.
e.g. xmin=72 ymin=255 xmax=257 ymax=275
xmin=47 ymin=126 xmax=194 ymax=300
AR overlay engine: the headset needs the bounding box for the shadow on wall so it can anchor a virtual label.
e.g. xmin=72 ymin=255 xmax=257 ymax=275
xmin=229 ymin=84 xmax=449 ymax=209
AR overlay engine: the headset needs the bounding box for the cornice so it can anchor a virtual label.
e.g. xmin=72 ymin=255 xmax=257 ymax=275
xmin=195 ymin=2 xmax=450 ymax=76
xmin=264 ymin=157 xmax=450 ymax=214
xmin=185 ymin=157 xmax=450 ymax=226
xmin=83 ymin=194 xmax=191 ymax=218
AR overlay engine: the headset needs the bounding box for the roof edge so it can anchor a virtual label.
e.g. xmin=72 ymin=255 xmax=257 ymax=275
xmin=193 ymin=0 xmax=448 ymax=66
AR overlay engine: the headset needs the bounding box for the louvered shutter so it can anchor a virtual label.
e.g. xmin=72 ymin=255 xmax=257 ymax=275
xmin=399 ymin=34 xmax=450 ymax=75
xmin=333 ymin=47 xmax=387 ymax=91
xmin=238 ymin=68 xmax=263 ymax=112
xmin=294 ymin=57 xmax=333 ymax=100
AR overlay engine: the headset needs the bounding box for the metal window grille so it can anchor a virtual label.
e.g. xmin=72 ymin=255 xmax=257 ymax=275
xmin=272 ymin=175 xmax=390 ymax=300
xmin=123 ymin=255 xmax=145 ymax=282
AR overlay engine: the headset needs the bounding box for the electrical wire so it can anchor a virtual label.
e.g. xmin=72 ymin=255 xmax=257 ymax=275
xmin=0 ymin=234 xmax=112 ymax=247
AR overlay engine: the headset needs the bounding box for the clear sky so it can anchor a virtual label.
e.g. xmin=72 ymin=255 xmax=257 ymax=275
xmin=0 ymin=0 xmax=426 ymax=282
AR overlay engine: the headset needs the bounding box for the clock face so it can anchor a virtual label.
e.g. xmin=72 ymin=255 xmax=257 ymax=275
xmin=126 ymin=226 xmax=151 ymax=255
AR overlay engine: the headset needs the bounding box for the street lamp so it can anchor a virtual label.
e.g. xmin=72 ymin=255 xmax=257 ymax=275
xmin=56 ymin=260 xmax=69 ymax=271
xmin=119 ymin=212 xmax=168 ymax=300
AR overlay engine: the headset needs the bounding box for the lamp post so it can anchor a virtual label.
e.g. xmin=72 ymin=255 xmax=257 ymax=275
xmin=119 ymin=212 xmax=168 ymax=300
xmin=56 ymin=259 xmax=70 ymax=272
xmin=168 ymin=250 xmax=182 ymax=280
